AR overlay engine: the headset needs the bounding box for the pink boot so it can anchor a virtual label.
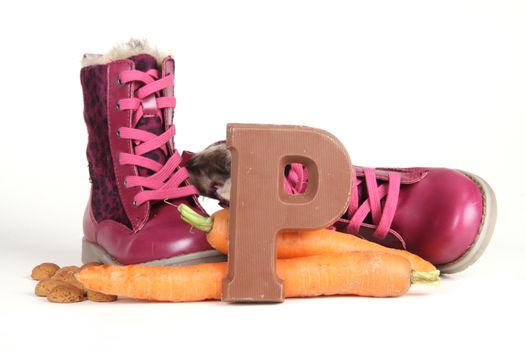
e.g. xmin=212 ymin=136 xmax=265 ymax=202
xmin=331 ymin=166 xmax=497 ymax=274
xmin=280 ymin=164 xmax=497 ymax=273
xmin=80 ymin=41 xmax=223 ymax=265
xmin=185 ymin=143 xmax=496 ymax=273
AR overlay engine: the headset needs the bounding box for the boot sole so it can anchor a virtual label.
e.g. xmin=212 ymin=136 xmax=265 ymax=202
xmin=437 ymin=171 xmax=497 ymax=274
xmin=82 ymin=239 xmax=227 ymax=266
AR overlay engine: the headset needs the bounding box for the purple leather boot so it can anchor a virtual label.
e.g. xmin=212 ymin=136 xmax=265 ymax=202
xmin=80 ymin=43 xmax=223 ymax=266
xmin=186 ymin=141 xmax=496 ymax=274
xmin=294 ymin=165 xmax=497 ymax=274
xmin=276 ymin=164 xmax=496 ymax=273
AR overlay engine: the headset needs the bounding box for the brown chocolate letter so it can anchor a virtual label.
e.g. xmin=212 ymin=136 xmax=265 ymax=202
xmin=222 ymin=124 xmax=352 ymax=302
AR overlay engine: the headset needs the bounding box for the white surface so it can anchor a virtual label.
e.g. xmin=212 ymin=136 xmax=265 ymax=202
xmin=1 ymin=0 xmax=524 ymax=349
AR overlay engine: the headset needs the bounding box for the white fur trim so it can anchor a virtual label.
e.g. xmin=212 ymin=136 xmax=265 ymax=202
xmin=81 ymin=39 xmax=169 ymax=67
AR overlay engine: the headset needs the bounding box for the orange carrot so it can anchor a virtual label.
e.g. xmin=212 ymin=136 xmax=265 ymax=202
xmin=179 ymin=205 xmax=436 ymax=272
xmin=76 ymin=252 xmax=439 ymax=302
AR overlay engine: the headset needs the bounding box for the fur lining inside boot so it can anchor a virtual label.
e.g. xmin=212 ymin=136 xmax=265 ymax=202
xmin=81 ymin=39 xmax=168 ymax=67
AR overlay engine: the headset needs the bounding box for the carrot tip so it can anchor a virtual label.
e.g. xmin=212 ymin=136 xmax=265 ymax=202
xmin=410 ymin=270 xmax=441 ymax=285
xmin=178 ymin=204 xmax=214 ymax=233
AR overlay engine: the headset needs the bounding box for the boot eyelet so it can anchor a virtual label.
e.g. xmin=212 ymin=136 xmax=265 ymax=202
xmin=117 ymin=77 xmax=124 ymax=86
xmin=116 ymin=102 xmax=121 ymax=111
xmin=123 ymin=178 xmax=128 ymax=188
xmin=116 ymin=128 xmax=121 ymax=137
xmin=132 ymin=200 xmax=139 ymax=207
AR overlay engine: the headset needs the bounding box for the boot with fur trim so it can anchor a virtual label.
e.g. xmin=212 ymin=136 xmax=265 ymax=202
xmin=80 ymin=40 xmax=224 ymax=265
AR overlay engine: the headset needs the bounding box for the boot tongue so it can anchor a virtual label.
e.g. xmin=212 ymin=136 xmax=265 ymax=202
xmin=128 ymin=54 xmax=168 ymax=176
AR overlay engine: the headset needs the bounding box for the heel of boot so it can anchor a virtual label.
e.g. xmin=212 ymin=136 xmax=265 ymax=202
xmin=82 ymin=239 xmax=119 ymax=265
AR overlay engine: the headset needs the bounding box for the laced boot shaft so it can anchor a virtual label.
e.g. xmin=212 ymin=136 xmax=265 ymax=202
xmin=116 ymin=68 xmax=198 ymax=207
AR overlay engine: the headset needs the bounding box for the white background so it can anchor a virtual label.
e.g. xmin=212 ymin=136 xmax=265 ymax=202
xmin=1 ymin=0 xmax=524 ymax=349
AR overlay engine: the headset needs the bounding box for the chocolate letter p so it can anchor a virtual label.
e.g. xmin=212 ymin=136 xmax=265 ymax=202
xmin=222 ymin=124 xmax=352 ymax=302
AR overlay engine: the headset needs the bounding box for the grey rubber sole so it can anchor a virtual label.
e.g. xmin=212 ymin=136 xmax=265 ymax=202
xmin=437 ymin=171 xmax=497 ymax=274
xmin=82 ymin=238 xmax=227 ymax=266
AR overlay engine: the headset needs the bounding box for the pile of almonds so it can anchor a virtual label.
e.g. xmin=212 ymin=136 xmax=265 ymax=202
xmin=31 ymin=262 xmax=117 ymax=303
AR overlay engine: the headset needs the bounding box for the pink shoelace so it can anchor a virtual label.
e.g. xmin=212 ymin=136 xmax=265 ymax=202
xmin=284 ymin=163 xmax=309 ymax=194
xmin=116 ymin=69 xmax=198 ymax=207
xmin=285 ymin=165 xmax=405 ymax=246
